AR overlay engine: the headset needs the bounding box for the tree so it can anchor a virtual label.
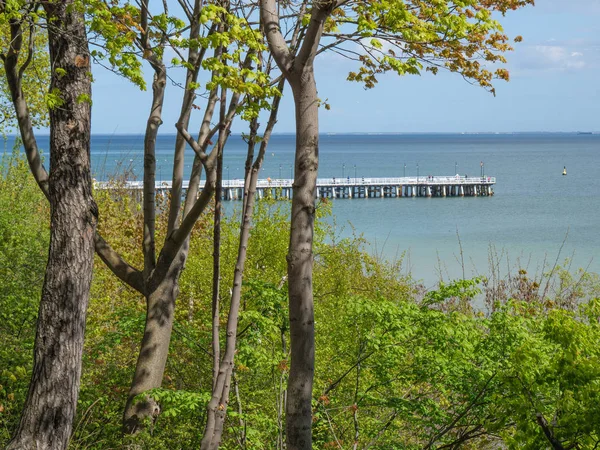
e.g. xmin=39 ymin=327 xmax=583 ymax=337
xmin=260 ymin=0 xmax=533 ymax=447
xmin=1 ymin=1 xmax=97 ymax=448
xmin=84 ymin=0 xmax=279 ymax=432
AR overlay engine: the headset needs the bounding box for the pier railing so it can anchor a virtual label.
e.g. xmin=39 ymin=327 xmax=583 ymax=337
xmin=95 ymin=176 xmax=495 ymax=191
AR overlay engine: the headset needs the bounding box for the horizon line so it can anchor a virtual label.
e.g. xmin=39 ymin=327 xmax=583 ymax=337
xmin=5 ymin=130 xmax=598 ymax=137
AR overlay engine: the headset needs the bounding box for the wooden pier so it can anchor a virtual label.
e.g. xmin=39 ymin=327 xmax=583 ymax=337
xmin=97 ymin=176 xmax=495 ymax=200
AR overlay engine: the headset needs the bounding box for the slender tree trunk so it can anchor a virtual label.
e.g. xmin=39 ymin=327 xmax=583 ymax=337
xmin=261 ymin=1 xmax=335 ymax=447
xmin=122 ymin=157 xmax=216 ymax=430
xmin=186 ymin=155 xmax=204 ymax=322
xmin=7 ymin=2 xmax=95 ymax=449
xmin=122 ymin=139 xmax=218 ymax=433
xmin=233 ymin=374 xmax=247 ymax=449
xmin=278 ymin=322 xmax=289 ymax=450
xmin=142 ymin=64 xmax=165 ymax=279
xmin=200 ymin=78 xmax=285 ymax=448
xmin=211 ymin=86 xmax=227 ymax=390
xmin=123 ymin=34 xmax=169 ymax=432
xmin=285 ymin=70 xmax=319 ymax=450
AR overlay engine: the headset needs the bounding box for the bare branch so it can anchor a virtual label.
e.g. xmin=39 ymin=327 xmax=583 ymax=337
xmin=18 ymin=21 xmax=35 ymax=80
xmin=94 ymin=234 xmax=145 ymax=295
xmin=175 ymin=122 xmax=208 ymax=159
xmin=295 ymin=0 xmax=336 ymax=69
xmin=424 ymin=372 xmax=496 ymax=449
xmin=176 ymin=0 xmax=193 ymax=21
xmin=260 ymin=0 xmax=294 ymax=73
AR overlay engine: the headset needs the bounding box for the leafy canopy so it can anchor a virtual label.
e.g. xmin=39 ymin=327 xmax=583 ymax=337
xmin=314 ymin=0 xmax=534 ymax=93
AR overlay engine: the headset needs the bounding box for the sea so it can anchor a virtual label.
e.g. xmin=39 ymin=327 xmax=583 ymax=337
xmin=4 ymin=132 xmax=599 ymax=287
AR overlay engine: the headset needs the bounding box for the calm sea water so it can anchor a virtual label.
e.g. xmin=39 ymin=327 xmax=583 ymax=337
xmin=5 ymin=133 xmax=599 ymax=286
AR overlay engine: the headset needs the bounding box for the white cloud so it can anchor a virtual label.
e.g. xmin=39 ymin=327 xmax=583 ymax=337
xmin=535 ymin=45 xmax=567 ymax=62
xmin=510 ymin=42 xmax=594 ymax=73
xmin=542 ymin=45 xmax=586 ymax=68
xmin=534 ymin=45 xmax=585 ymax=69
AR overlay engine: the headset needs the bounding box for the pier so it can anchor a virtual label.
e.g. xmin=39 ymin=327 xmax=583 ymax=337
xmin=98 ymin=176 xmax=495 ymax=200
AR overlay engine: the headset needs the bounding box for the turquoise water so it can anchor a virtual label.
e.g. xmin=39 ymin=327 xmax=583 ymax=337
xmin=5 ymin=133 xmax=599 ymax=286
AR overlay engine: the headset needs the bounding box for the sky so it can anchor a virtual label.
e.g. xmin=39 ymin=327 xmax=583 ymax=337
xmin=90 ymin=0 xmax=600 ymax=134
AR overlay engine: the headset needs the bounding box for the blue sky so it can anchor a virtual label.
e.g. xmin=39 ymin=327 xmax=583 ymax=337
xmin=90 ymin=0 xmax=600 ymax=134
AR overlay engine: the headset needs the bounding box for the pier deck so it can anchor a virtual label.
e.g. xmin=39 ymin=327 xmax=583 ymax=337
xmin=97 ymin=176 xmax=496 ymax=200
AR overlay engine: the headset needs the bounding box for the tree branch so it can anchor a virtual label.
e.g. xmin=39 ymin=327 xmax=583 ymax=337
xmin=94 ymin=234 xmax=145 ymax=295
xmin=167 ymin=0 xmax=212 ymax=235
xmin=260 ymin=0 xmax=294 ymax=74
xmin=536 ymin=413 xmax=566 ymax=450
xmin=295 ymin=0 xmax=337 ymax=70
xmin=424 ymin=372 xmax=496 ymax=449
xmin=175 ymin=122 xmax=208 ymax=159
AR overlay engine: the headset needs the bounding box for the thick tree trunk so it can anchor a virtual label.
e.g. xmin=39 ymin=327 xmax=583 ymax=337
xmin=286 ymin=71 xmax=319 ymax=450
xmin=7 ymin=3 xmax=95 ymax=449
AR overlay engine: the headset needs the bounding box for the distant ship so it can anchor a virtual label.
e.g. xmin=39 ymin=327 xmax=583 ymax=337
xmin=563 ymin=166 xmax=567 ymax=176
xmin=577 ymin=132 xmax=593 ymax=135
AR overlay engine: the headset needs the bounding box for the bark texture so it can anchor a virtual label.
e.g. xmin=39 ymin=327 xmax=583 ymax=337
xmin=261 ymin=1 xmax=339 ymax=448
xmin=6 ymin=2 xmax=96 ymax=449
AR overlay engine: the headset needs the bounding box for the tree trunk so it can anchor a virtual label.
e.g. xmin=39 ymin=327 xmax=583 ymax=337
xmin=122 ymin=151 xmax=218 ymax=430
xmin=285 ymin=71 xmax=319 ymax=450
xmin=211 ymin=87 xmax=227 ymax=391
xmin=7 ymin=2 xmax=96 ymax=449
xmin=121 ymin=3 xmax=208 ymax=430
xmin=200 ymin=77 xmax=285 ymax=447
xmin=122 ymin=264 xmax=181 ymax=433
xmin=261 ymin=2 xmax=334 ymax=446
